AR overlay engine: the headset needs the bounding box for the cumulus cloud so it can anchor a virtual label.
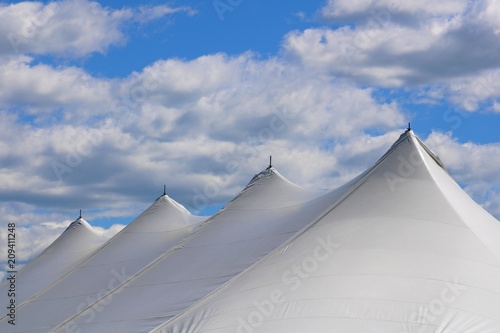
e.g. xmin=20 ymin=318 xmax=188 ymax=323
xmin=284 ymin=21 xmax=500 ymax=85
xmin=0 ymin=0 xmax=131 ymax=57
xmin=0 ymin=0 xmax=196 ymax=58
xmin=0 ymin=56 xmax=114 ymax=118
xmin=125 ymin=54 xmax=404 ymax=142
xmin=108 ymin=53 xmax=406 ymax=200
xmin=444 ymin=70 xmax=500 ymax=112
xmin=0 ymin=49 xmax=406 ymax=224
xmin=425 ymin=131 xmax=500 ymax=217
xmin=93 ymin=224 xmax=126 ymax=238
xmin=281 ymin=0 xmax=500 ymax=110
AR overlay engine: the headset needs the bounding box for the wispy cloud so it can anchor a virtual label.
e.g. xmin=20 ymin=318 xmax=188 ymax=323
xmin=320 ymin=0 xmax=467 ymax=23
xmin=134 ymin=4 xmax=197 ymax=24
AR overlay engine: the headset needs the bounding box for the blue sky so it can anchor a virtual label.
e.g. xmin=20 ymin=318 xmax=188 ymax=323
xmin=1 ymin=0 xmax=500 ymax=267
xmin=65 ymin=1 xmax=325 ymax=76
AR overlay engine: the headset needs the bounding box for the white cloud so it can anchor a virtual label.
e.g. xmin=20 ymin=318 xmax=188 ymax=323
xmin=425 ymin=131 xmax=500 ymax=183
xmin=321 ymin=0 xmax=467 ymax=23
xmin=126 ymin=53 xmax=245 ymax=102
xmin=0 ymin=57 xmax=114 ymax=117
xmin=0 ymin=0 xmax=132 ymax=57
xmin=0 ymin=51 xmax=406 ymax=219
xmin=0 ymin=0 xmax=196 ymax=58
xmin=280 ymin=0 xmax=500 ymax=109
xmin=425 ymin=131 xmax=500 ymax=217
xmin=135 ymin=4 xmax=197 ymax=24
xmin=93 ymin=224 xmax=126 ymax=238
xmin=127 ymin=54 xmax=404 ymax=141
xmin=444 ymin=70 xmax=500 ymax=112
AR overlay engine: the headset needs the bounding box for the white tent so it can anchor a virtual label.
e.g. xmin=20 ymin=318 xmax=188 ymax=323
xmin=0 ymin=217 xmax=107 ymax=306
xmin=2 ymin=194 xmax=205 ymax=332
xmin=153 ymin=129 xmax=500 ymax=332
xmin=2 ymin=129 xmax=500 ymax=332
xmin=49 ymin=167 xmax=334 ymax=332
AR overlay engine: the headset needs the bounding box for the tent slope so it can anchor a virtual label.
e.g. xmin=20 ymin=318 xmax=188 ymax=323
xmin=153 ymin=130 xmax=500 ymax=333
xmin=2 ymin=194 xmax=206 ymax=333
xmin=0 ymin=217 xmax=107 ymax=309
xmin=53 ymin=167 xmax=337 ymax=333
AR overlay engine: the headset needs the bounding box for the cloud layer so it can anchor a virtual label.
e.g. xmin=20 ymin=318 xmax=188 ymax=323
xmin=0 ymin=0 xmax=499 ymax=269
xmin=285 ymin=0 xmax=500 ymax=110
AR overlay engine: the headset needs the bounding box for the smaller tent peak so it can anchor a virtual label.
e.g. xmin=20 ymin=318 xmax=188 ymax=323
xmin=247 ymin=166 xmax=277 ymax=187
xmin=66 ymin=216 xmax=93 ymax=232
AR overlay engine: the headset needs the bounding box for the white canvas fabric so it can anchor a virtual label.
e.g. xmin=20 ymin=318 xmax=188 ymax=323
xmin=3 ymin=130 xmax=500 ymax=333
xmin=0 ymin=218 xmax=107 ymax=308
xmin=152 ymin=130 xmax=500 ymax=333
xmin=50 ymin=167 xmax=333 ymax=333
xmin=2 ymin=194 xmax=205 ymax=333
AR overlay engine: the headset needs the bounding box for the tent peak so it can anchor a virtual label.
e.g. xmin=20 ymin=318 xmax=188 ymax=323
xmin=65 ymin=216 xmax=94 ymax=234
xmin=388 ymin=125 xmax=447 ymax=172
xmin=246 ymin=166 xmax=278 ymax=188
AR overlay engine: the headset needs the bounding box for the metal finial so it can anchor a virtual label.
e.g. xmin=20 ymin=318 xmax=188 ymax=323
xmin=163 ymin=185 xmax=166 ymax=196
xmin=79 ymin=209 xmax=82 ymax=219
xmin=268 ymin=155 xmax=272 ymax=169
xmin=407 ymin=122 xmax=411 ymax=131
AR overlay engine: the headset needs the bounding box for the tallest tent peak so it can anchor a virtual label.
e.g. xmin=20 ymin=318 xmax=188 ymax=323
xmin=382 ymin=125 xmax=446 ymax=172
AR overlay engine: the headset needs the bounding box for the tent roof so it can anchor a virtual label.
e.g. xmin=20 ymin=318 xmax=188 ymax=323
xmin=0 ymin=217 xmax=107 ymax=307
xmin=153 ymin=130 xmax=500 ymax=333
xmin=49 ymin=166 xmax=333 ymax=333
xmin=3 ymin=194 xmax=206 ymax=332
xmin=3 ymin=130 xmax=500 ymax=333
